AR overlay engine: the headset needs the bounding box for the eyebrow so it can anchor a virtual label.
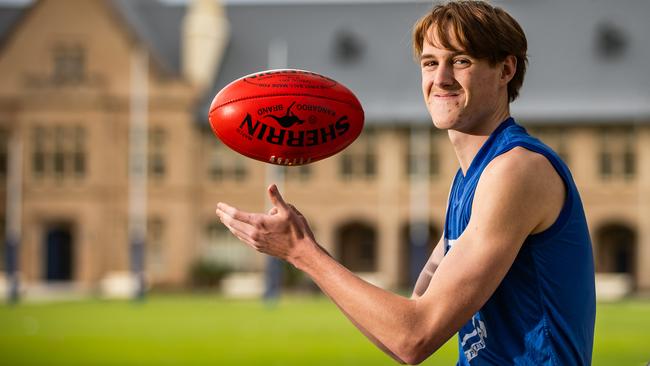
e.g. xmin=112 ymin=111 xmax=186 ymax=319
xmin=420 ymin=51 xmax=466 ymax=60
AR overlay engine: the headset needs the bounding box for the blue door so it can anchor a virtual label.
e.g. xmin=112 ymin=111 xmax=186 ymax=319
xmin=45 ymin=227 xmax=73 ymax=281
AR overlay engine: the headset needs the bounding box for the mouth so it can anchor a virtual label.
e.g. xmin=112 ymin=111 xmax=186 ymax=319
xmin=432 ymin=92 xmax=460 ymax=99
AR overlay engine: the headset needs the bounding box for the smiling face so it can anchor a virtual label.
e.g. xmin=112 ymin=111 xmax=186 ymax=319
xmin=420 ymin=30 xmax=515 ymax=134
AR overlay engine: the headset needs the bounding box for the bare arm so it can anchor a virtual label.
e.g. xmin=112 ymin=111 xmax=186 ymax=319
xmin=313 ymin=241 xmax=407 ymax=363
xmin=411 ymin=236 xmax=445 ymax=300
xmin=216 ymin=148 xmax=564 ymax=365
xmin=330 ymin=297 xmax=407 ymax=364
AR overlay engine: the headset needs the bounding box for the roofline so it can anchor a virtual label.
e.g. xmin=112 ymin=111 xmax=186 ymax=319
xmin=0 ymin=0 xmax=35 ymax=57
xmin=0 ymin=0 xmax=177 ymax=78
xmin=105 ymin=0 xmax=177 ymax=77
xmin=160 ymin=0 xmax=432 ymax=5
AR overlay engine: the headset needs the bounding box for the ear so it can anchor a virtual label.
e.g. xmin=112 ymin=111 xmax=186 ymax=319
xmin=500 ymin=55 xmax=517 ymax=85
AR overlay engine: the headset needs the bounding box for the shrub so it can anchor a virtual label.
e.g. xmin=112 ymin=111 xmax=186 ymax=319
xmin=189 ymin=260 xmax=233 ymax=288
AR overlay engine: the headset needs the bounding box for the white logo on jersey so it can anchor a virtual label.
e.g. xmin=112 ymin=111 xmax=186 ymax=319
xmin=461 ymin=315 xmax=487 ymax=362
xmin=444 ymin=238 xmax=458 ymax=251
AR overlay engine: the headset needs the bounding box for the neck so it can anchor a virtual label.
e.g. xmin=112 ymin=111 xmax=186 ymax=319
xmin=449 ymin=108 xmax=511 ymax=175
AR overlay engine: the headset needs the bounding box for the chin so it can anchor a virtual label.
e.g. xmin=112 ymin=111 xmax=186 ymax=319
xmin=427 ymin=105 xmax=463 ymax=129
xmin=430 ymin=115 xmax=460 ymax=130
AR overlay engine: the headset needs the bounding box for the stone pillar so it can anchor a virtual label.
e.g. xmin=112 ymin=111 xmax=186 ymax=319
xmin=636 ymin=125 xmax=650 ymax=292
xmin=408 ymin=126 xmax=431 ymax=287
xmin=376 ymin=128 xmax=402 ymax=289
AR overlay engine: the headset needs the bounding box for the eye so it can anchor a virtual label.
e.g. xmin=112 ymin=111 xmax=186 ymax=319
xmin=421 ymin=59 xmax=438 ymax=68
xmin=453 ymin=58 xmax=471 ymax=66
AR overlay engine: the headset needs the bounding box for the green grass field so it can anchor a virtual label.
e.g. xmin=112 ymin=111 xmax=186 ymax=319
xmin=1 ymin=295 xmax=648 ymax=365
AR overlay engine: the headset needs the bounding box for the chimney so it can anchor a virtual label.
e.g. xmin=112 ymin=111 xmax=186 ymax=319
xmin=182 ymin=0 xmax=229 ymax=92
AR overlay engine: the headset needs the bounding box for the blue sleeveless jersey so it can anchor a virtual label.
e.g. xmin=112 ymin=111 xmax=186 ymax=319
xmin=444 ymin=118 xmax=596 ymax=365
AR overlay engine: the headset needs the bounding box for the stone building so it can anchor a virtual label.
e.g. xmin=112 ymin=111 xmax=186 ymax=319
xmin=0 ymin=0 xmax=648 ymax=298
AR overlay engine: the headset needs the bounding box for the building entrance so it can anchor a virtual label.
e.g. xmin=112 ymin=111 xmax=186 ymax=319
xmin=44 ymin=225 xmax=74 ymax=281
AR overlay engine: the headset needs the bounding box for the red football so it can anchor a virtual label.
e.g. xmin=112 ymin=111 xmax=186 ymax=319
xmin=208 ymin=69 xmax=364 ymax=166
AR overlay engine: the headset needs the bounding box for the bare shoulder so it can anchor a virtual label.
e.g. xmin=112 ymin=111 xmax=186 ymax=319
xmin=477 ymin=147 xmax=565 ymax=234
xmin=482 ymin=146 xmax=562 ymax=186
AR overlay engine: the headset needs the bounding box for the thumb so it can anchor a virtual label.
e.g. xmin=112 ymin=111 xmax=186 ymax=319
xmin=268 ymin=184 xmax=289 ymax=211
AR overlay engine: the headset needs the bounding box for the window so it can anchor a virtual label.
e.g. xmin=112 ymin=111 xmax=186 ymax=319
xmin=32 ymin=125 xmax=87 ymax=180
xmin=0 ymin=216 xmax=4 ymax=271
xmin=598 ymin=127 xmax=636 ymax=180
xmin=337 ymin=222 xmax=377 ymax=272
xmin=204 ymin=222 xmax=253 ymax=271
xmin=599 ymin=147 xmax=613 ymax=178
xmin=149 ymin=127 xmax=166 ymax=179
xmin=400 ymin=222 xmax=441 ymax=288
xmin=53 ymin=43 xmax=85 ymax=85
xmin=284 ymin=165 xmax=311 ymax=181
xmin=332 ymin=29 xmax=365 ymax=65
xmin=406 ymin=128 xmax=440 ymax=178
xmin=147 ymin=217 xmax=165 ymax=276
xmin=595 ymin=21 xmax=628 ymax=62
xmin=73 ymin=127 xmax=85 ymax=177
xmin=339 ymin=128 xmax=376 ymax=180
xmin=53 ymin=126 xmax=66 ymax=178
xmin=0 ymin=129 xmax=8 ymax=177
xmin=529 ymin=127 xmax=570 ymax=166
xmin=32 ymin=127 xmax=46 ymax=176
xmin=622 ymin=131 xmax=636 ymax=177
xmin=207 ymin=138 xmax=248 ymax=182
xmin=596 ymin=223 xmax=635 ymax=274
xmin=556 ymin=139 xmax=570 ymax=166
xmin=341 ymin=154 xmax=353 ymax=177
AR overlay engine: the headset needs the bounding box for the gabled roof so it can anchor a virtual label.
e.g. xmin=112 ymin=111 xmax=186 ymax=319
xmin=2 ymin=0 xmax=649 ymax=125
xmin=200 ymin=1 xmax=433 ymax=125
xmin=503 ymin=0 xmax=650 ymax=123
xmin=0 ymin=3 xmax=26 ymax=53
xmin=0 ymin=0 xmax=185 ymax=76
xmin=0 ymin=5 xmax=22 ymax=36
xmin=198 ymin=0 xmax=650 ymax=125
xmin=110 ymin=0 xmax=185 ymax=75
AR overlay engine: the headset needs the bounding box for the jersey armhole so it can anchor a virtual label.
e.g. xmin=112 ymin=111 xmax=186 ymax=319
xmin=495 ymin=141 xmax=574 ymax=243
xmin=443 ymin=170 xmax=463 ymax=254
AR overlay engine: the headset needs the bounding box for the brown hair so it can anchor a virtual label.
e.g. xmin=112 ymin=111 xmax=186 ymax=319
xmin=412 ymin=0 xmax=528 ymax=102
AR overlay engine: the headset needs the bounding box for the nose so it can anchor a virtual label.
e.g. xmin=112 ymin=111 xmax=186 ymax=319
xmin=433 ymin=63 xmax=455 ymax=89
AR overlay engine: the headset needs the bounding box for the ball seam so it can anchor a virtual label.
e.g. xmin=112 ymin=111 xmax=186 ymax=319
xmin=210 ymin=93 xmax=363 ymax=114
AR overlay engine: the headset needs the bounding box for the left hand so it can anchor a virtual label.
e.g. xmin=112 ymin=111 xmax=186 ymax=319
xmin=215 ymin=184 xmax=316 ymax=263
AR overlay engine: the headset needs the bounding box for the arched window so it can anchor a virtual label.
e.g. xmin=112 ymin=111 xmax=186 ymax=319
xmin=596 ymin=223 xmax=636 ymax=275
xmin=336 ymin=222 xmax=377 ymax=272
xmin=147 ymin=217 xmax=165 ymax=277
xmin=399 ymin=222 xmax=440 ymax=289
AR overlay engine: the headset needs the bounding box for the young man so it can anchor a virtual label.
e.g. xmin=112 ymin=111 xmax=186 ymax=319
xmin=216 ymin=1 xmax=596 ymax=364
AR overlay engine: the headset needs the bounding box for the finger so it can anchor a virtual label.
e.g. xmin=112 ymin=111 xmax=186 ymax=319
xmin=288 ymin=204 xmax=303 ymax=217
xmin=232 ymin=231 xmax=257 ymax=250
xmin=267 ymin=207 xmax=279 ymax=215
xmin=227 ymin=226 xmax=265 ymax=253
xmin=220 ymin=219 xmax=256 ymax=248
xmin=267 ymin=184 xmax=289 ymax=211
xmin=217 ymin=207 xmax=257 ymax=237
xmin=216 ymin=202 xmax=259 ymax=226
